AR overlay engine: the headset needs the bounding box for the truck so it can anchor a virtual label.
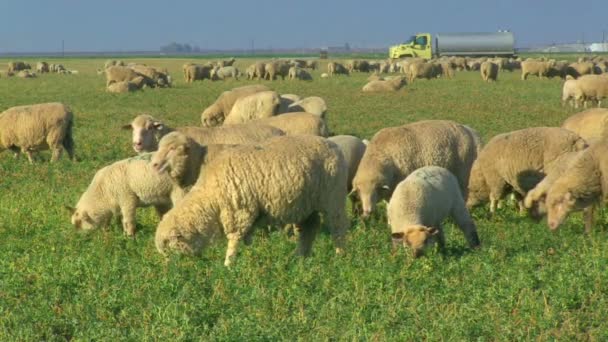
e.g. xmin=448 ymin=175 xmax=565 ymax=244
xmin=388 ymin=32 xmax=515 ymax=59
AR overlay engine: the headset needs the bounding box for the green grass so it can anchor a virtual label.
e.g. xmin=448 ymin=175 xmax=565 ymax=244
xmin=1 ymin=57 xmax=607 ymax=340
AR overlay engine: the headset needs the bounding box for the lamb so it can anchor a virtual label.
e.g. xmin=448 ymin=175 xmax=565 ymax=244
xmin=352 ymin=120 xmax=479 ymax=217
xmin=201 ymin=84 xmax=270 ymax=126
xmin=151 ymin=132 xmax=236 ymax=189
xmin=211 ymin=66 xmax=240 ymax=80
xmin=286 ymin=96 xmax=328 ymax=118
xmin=123 ymin=114 xmax=284 ymax=153
xmin=0 ymin=102 xmax=74 ymax=163
xmin=327 ymin=135 xmax=367 ymax=192
xmin=252 ymin=112 xmax=329 ymax=137
xmin=67 ymin=153 xmax=187 ymax=237
xmin=480 ymin=61 xmax=499 ymax=82
xmin=362 ymin=76 xmax=406 ymax=92
xmin=388 ymin=166 xmax=481 ymax=257
xmin=36 ymin=62 xmax=49 ymax=73
xmin=327 ymin=62 xmax=349 ymax=76
xmin=223 ymin=91 xmax=281 ymax=125
xmin=154 ymin=135 xmax=349 ymax=266
xmin=544 ymin=140 xmax=608 ymax=231
xmin=466 ymin=127 xmax=587 ymax=213
xmin=520 ymin=60 xmax=555 ymax=80
xmin=278 ymin=94 xmax=302 ymax=113
xmin=288 ymin=67 xmax=312 ymax=80
xmin=561 ymin=108 xmax=608 ymax=141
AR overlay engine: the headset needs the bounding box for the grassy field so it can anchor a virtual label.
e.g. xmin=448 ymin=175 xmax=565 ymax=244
xmin=1 ymin=56 xmax=607 ymax=340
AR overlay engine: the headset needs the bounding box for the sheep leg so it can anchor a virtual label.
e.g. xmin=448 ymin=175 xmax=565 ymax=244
xmin=325 ymin=208 xmax=348 ymax=255
xmin=120 ymin=202 xmax=137 ymax=237
xmin=435 ymin=225 xmax=446 ymax=254
xmin=295 ymin=213 xmax=320 ymax=257
xmin=24 ymin=149 xmax=35 ymax=164
xmin=224 ymin=233 xmax=242 ymax=267
xmin=451 ymin=204 xmax=481 ymax=249
xmin=9 ymin=146 xmax=20 ymax=158
xmin=51 ymin=146 xmax=63 ymax=162
xmin=583 ymin=205 xmax=596 ymax=234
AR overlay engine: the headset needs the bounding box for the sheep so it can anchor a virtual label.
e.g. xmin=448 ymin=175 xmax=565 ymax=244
xmin=154 ymin=135 xmax=349 ymax=266
xmin=104 ymin=60 xmax=124 ymax=69
xmin=304 ymin=60 xmax=318 ymax=70
xmin=566 ymin=62 xmax=595 ymax=78
xmin=264 ymin=61 xmax=290 ymax=80
xmin=16 ymin=70 xmax=36 ymax=78
xmin=520 ymin=60 xmax=555 ymax=80
xmin=352 ymin=120 xmax=479 ymax=218
xmin=561 ymin=108 xmax=608 ymax=141
xmin=438 ymin=62 xmax=455 ymax=79
xmin=245 ymin=63 xmax=257 ymax=80
xmin=288 ymin=67 xmax=312 ymax=80
xmin=107 ymin=81 xmax=139 ymax=93
xmin=562 ymin=76 xmax=583 ymax=108
xmin=573 ymin=74 xmax=608 ymax=107
xmin=327 ymin=135 xmax=367 ymax=192
xmin=210 ymin=66 xmax=240 ymax=80
xmin=201 ymin=84 xmax=270 ymax=127
xmin=7 ymin=61 xmax=30 ymax=73
xmin=289 ymin=59 xmax=306 ymax=68
xmin=278 ymin=94 xmax=302 ymax=113
xmin=123 ymin=114 xmax=284 ymax=153
xmin=466 ymin=127 xmax=587 ymax=213
xmin=388 ymin=166 xmax=480 ymax=257
xmin=105 ymin=66 xmax=148 ymax=87
xmin=408 ymin=62 xmax=439 ymax=83
xmin=480 ymin=61 xmax=499 ymax=82
xmin=252 ymin=112 xmax=329 ymax=137
xmin=36 ymin=62 xmax=49 ymax=73
xmin=151 ymin=132 xmax=237 ymax=190
xmin=286 ymin=96 xmax=328 ymax=118
xmin=223 ymin=91 xmax=281 ymax=125
xmin=184 ymin=64 xmax=213 ymax=83
xmin=327 ymin=62 xmax=349 ymax=76
xmin=220 ymin=57 xmax=236 ymax=67
xmin=129 ymin=64 xmax=171 ymax=87
xmin=362 ymin=76 xmax=406 ymax=92
xmin=544 ymin=140 xmax=608 ymax=231
xmin=0 ymin=102 xmax=74 ymax=163
xmin=67 ymin=153 xmax=187 ymax=237
xmin=254 ymin=61 xmax=266 ymax=80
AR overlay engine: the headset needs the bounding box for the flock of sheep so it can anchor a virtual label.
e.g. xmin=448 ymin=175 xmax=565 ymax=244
xmin=2 ymin=54 xmax=608 ymax=266
xmin=1 ymin=61 xmax=76 ymax=78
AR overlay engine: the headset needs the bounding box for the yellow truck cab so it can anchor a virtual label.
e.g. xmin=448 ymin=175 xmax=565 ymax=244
xmin=389 ymin=32 xmax=515 ymax=60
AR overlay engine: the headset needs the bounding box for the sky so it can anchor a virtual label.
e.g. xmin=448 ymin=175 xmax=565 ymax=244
xmin=1 ymin=0 xmax=607 ymax=52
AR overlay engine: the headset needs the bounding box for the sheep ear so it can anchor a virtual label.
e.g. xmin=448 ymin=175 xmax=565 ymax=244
xmin=121 ymin=124 xmax=132 ymax=130
xmin=64 ymin=205 xmax=76 ymax=215
xmin=152 ymin=122 xmax=164 ymax=131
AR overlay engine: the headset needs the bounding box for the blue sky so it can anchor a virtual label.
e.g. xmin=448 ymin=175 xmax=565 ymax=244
xmin=1 ymin=0 xmax=606 ymax=52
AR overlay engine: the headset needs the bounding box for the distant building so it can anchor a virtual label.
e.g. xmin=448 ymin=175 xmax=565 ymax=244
xmin=590 ymin=43 xmax=608 ymax=52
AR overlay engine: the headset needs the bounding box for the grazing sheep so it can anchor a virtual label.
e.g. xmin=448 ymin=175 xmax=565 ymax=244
xmin=201 ymin=84 xmax=270 ymax=127
xmin=327 ymin=62 xmax=349 ymax=76
xmin=105 ymin=66 xmax=147 ymax=87
xmin=129 ymin=64 xmax=171 ymax=87
xmin=253 ymin=112 xmax=329 ymax=137
xmin=278 ymin=94 xmax=302 ymax=113
xmin=253 ymin=62 xmax=266 ymax=80
xmin=245 ymin=63 xmax=257 ymax=80
xmin=36 ymin=62 xmax=49 ymax=73
xmin=154 ymin=135 xmax=349 ymax=266
xmin=7 ymin=61 xmax=30 ymax=73
xmin=562 ymin=108 xmax=608 ymax=141
xmin=466 ymin=127 xmax=587 ymax=213
xmin=438 ymin=62 xmax=455 ymax=79
xmin=286 ymin=96 xmax=328 ymax=118
xmin=264 ymin=61 xmax=290 ymax=80
xmin=304 ymin=60 xmax=318 ymax=70
xmin=223 ymin=91 xmax=281 ymax=125
xmin=573 ymin=74 xmax=608 ymax=107
xmin=184 ymin=64 xmax=213 ymax=83
xmin=408 ymin=62 xmax=439 ymax=83
xmin=544 ymin=140 xmax=608 ymax=231
xmin=352 ymin=120 xmax=479 ymax=217
xmin=562 ymin=76 xmax=583 ymax=108
xmin=388 ymin=166 xmax=480 ymax=257
xmin=151 ymin=132 xmax=236 ymax=190
xmin=566 ymin=62 xmax=595 ymax=78
xmin=68 ymin=153 xmax=187 ymax=237
xmin=0 ymin=102 xmax=74 ymax=163
xmin=328 ymin=135 xmax=367 ymax=192
xmin=480 ymin=61 xmax=499 ymax=82
xmin=211 ymin=66 xmax=240 ymax=80
xmin=123 ymin=114 xmax=284 ymax=153
xmin=362 ymin=76 xmax=406 ymax=92
xmin=288 ymin=66 xmax=312 ymax=80
xmin=520 ymin=60 xmax=555 ymax=80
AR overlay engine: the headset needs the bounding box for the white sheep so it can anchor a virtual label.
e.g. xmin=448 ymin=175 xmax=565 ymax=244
xmin=287 ymin=96 xmax=328 ymax=118
xmin=154 ymin=135 xmax=349 ymax=266
xmin=201 ymin=85 xmax=270 ymax=126
xmin=252 ymin=112 xmax=329 ymax=137
xmin=388 ymin=166 xmax=481 ymax=257
xmin=223 ymin=91 xmax=281 ymax=125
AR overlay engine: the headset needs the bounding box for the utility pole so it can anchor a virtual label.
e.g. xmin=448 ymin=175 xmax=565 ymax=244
xmin=61 ymin=40 xmax=65 ymax=58
xmin=251 ymin=38 xmax=254 ymax=56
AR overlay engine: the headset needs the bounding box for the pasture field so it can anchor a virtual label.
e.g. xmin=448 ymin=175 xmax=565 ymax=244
xmin=1 ymin=56 xmax=607 ymax=340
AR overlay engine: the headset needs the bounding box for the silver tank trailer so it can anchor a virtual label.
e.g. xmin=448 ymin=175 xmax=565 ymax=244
xmin=435 ymin=32 xmax=515 ymax=56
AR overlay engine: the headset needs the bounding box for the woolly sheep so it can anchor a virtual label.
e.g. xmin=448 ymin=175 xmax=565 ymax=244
xmin=129 ymin=64 xmax=171 ymax=87
xmin=0 ymin=102 xmax=74 ymax=163
xmin=388 ymin=166 xmax=480 ymax=257
xmin=107 ymin=81 xmax=139 ymax=93
xmin=480 ymin=61 xmax=499 ymax=82
xmin=264 ymin=61 xmax=290 ymax=80
xmin=304 ymin=60 xmax=318 ymax=70
xmin=123 ymin=114 xmax=284 ymax=153
xmin=254 ymin=62 xmax=266 ymax=80
xmin=566 ymin=62 xmax=595 ymax=78
xmin=105 ymin=66 xmax=147 ymax=87
xmin=68 ymin=153 xmax=187 ymax=237
xmin=573 ymin=74 xmax=608 ymax=107
xmin=561 ymin=108 xmax=608 ymax=141
xmin=278 ymin=94 xmax=302 ymax=113
xmin=544 ymin=140 xmax=608 ymax=231
xmin=466 ymin=127 xmax=587 ymax=213
xmin=201 ymin=84 xmax=270 ymax=126
xmin=562 ymin=76 xmax=583 ymax=108
xmin=288 ymin=66 xmax=312 ymax=80
xmin=184 ymin=64 xmax=213 ymax=83
xmin=211 ymin=66 xmax=240 ymax=81
xmin=352 ymin=120 xmax=479 ymax=217
xmin=245 ymin=63 xmax=256 ymax=80
xmin=408 ymin=62 xmax=439 ymax=83
xmin=438 ymin=62 xmax=455 ymax=79
xmin=362 ymin=76 xmax=406 ymax=92
xmin=327 ymin=135 xmax=367 ymax=192
xmin=223 ymin=91 xmax=281 ymax=125
xmin=154 ymin=135 xmax=349 ymax=266
xmin=7 ymin=61 xmax=30 ymax=73
xmin=327 ymin=62 xmax=349 ymax=76
xmin=286 ymin=96 xmax=328 ymax=118
xmin=36 ymin=61 xmax=49 ymax=73
xmin=252 ymin=112 xmax=329 ymax=137
xmin=520 ymin=60 xmax=555 ymax=80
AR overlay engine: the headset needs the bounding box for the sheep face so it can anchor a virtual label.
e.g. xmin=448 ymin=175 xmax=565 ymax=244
xmin=352 ymin=178 xmax=390 ymax=218
xmin=122 ymin=115 xmax=164 ymax=153
xmin=151 ymin=133 xmax=190 ymax=178
xmin=69 ymin=207 xmax=111 ymax=231
xmin=155 ymin=226 xmax=206 ymax=256
xmin=201 ymin=105 xmax=223 ymax=127
xmin=391 ymin=225 xmax=439 ymax=258
xmin=546 ymin=191 xmax=576 ymax=230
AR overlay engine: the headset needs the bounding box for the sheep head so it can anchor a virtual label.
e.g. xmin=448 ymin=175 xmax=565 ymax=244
xmin=151 ymin=132 xmax=192 ymax=181
xmin=122 ymin=114 xmax=168 ymax=153
xmin=391 ymin=225 xmax=439 ymax=258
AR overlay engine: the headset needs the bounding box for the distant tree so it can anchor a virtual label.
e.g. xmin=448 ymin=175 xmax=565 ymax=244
xmin=160 ymin=42 xmax=194 ymax=53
